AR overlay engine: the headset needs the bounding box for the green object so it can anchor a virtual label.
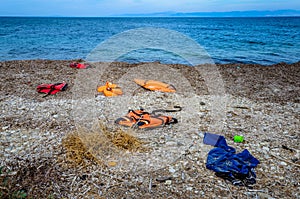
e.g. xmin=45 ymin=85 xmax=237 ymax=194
xmin=234 ymin=135 xmax=244 ymax=143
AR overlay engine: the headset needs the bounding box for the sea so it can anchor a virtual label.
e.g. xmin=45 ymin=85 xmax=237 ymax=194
xmin=0 ymin=17 xmax=299 ymax=65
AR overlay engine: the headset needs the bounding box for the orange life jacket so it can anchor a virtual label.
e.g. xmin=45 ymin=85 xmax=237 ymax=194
xmin=134 ymin=79 xmax=176 ymax=93
xmin=115 ymin=107 xmax=181 ymax=129
xmin=97 ymin=81 xmax=123 ymax=97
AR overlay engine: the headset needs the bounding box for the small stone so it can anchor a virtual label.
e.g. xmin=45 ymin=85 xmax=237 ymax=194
xmin=165 ymin=180 xmax=172 ymax=185
xmin=172 ymin=173 xmax=179 ymax=178
xmin=108 ymin=161 xmax=117 ymax=167
xmin=264 ymin=154 xmax=270 ymax=159
xmin=257 ymin=192 xmax=275 ymax=199
xmin=166 ymin=141 xmax=177 ymax=146
xmin=198 ymin=132 xmax=204 ymax=138
xmin=2 ymin=126 xmax=9 ymax=130
xmin=19 ymin=106 xmax=26 ymax=110
xmin=262 ymin=146 xmax=270 ymax=152
xmin=169 ymin=167 xmax=176 ymax=173
xmin=260 ymin=142 xmax=269 ymax=146
xmin=192 ymin=135 xmax=199 ymax=139
xmin=156 ymin=176 xmax=172 ymax=182
xmin=21 ymin=135 xmax=28 ymax=139
xmin=280 ymin=161 xmax=287 ymax=166
xmin=186 ymin=187 xmax=193 ymax=191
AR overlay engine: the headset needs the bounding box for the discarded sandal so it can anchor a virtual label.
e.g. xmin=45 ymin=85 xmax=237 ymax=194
xmin=134 ymin=79 xmax=176 ymax=92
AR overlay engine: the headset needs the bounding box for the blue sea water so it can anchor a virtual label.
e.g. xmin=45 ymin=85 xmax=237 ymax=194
xmin=0 ymin=17 xmax=299 ymax=65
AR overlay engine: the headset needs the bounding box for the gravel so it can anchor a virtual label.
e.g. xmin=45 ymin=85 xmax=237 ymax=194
xmin=0 ymin=60 xmax=299 ymax=198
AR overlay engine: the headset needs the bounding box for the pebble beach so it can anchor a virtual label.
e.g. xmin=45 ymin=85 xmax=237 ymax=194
xmin=0 ymin=60 xmax=299 ymax=198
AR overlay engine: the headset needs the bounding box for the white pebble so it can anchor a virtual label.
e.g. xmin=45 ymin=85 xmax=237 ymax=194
xmin=169 ymin=167 xmax=176 ymax=173
xmin=165 ymin=180 xmax=172 ymax=185
xmin=280 ymin=161 xmax=287 ymax=166
xmin=262 ymin=146 xmax=270 ymax=152
xmin=2 ymin=126 xmax=9 ymax=130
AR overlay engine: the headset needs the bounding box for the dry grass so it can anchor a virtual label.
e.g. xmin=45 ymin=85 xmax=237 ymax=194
xmin=62 ymin=132 xmax=103 ymax=167
xmin=0 ymin=122 xmax=148 ymax=198
xmin=62 ymin=122 xmax=148 ymax=168
xmin=99 ymin=123 xmax=147 ymax=152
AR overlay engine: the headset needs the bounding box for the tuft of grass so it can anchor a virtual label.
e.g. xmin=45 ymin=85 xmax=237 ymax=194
xmin=99 ymin=122 xmax=147 ymax=152
xmin=62 ymin=132 xmax=103 ymax=167
xmin=62 ymin=122 xmax=148 ymax=167
xmin=108 ymin=129 xmax=144 ymax=151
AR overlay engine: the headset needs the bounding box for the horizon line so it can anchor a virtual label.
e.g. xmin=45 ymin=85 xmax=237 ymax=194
xmin=1 ymin=9 xmax=300 ymax=18
xmin=1 ymin=15 xmax=300 ymax=18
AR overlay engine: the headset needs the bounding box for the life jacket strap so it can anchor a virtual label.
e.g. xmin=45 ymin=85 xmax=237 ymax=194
xmin=151 ymin=106 xmax=182 ymax=115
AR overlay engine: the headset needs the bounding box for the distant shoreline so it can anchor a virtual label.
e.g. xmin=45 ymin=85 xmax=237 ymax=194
xmin=1 ymin=9 xmax=300 ymax=18
xmin=1 ymin=15 xmax=300 ymax=18
xmin=1 ymin=59 xmax=300 ymax=66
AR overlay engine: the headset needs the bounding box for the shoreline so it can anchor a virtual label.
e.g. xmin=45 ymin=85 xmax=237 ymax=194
xmin=0 ymin=60 xmax=299 ymax=103
xmin=1 ymin=58 xmax=300 ymax=66
xmin=0 ymin=60 xmax=299 ymax=198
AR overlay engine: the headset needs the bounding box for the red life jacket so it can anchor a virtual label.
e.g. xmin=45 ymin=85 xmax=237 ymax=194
xmin=69 ymin=62 xmax=89 ymax=69
xmin=37 ymin=82 xmax=68 ymax=97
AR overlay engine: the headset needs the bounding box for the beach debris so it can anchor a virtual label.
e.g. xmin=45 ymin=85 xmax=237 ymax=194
xmin=36 ymin=82 xmax=68 ymax=97
xmin=233 ymin=135 xmax=244 ymax=143
xmin=203 ymin=132 xmax=221 ymax=146
xmin=97 ymin=81 xmax=123 ymax=97
xmin=115 ymin=107 xmax=180 ymax=129
xmin=204 ymin=133 xmax=259 ymax=186
xmin=134 ymin=79 xmax=176 ymax=92
xmin=1 ymin=60 xmax=300 ymax=198
xmin=69 ymin=62 xmax=90 ymax=69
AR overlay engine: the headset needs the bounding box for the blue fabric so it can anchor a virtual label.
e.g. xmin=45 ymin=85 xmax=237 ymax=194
xmin=204 ymin=133 xmax=260 ymax=186
xmin=203 ymin=132 xmax=221 ymax=146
